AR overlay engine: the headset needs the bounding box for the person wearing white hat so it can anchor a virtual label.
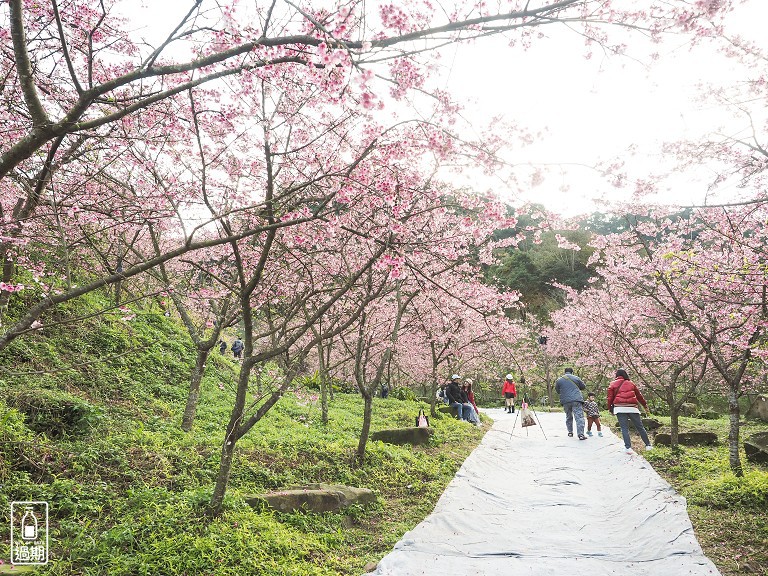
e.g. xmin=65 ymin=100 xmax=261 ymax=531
xmin=502 ymin=374 xmax=517 ymax=413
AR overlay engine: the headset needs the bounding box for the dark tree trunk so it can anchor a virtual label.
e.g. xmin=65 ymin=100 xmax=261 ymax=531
xmin=356 ymin=393 xmax=373 ymax=465
xmin=208 ymin=427 xmax=237 ymax=515
xmin=669 ymin=408 xmax=680 ymax=448
xmin=727 ymin=386 xmax=743 ymax=477
xmin=429 ymin=361 xmax=439 ymax=417
xmin=181 ymin=347 xmax=210 ymax=432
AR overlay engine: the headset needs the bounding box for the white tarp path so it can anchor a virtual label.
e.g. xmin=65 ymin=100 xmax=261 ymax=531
xmin=369 ymin=408 xmax=721 ymax=576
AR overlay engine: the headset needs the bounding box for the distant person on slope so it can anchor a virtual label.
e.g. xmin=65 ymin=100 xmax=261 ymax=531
xmin=555 ymin=367 xmax=587 ymax=440
xmin=231 ymin=337 xmax=244 ymax=360
xmin=501 ymin=374 xmax=517 ymax=413
xmin=607 ymin=369 xmax=652 ymax=454
xmin=219 ymin=339 xmax=227 ymax=354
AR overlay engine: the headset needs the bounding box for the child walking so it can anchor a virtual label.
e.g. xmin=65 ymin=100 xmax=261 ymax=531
xmin=584 ymin=392 xmax=602 ymax=437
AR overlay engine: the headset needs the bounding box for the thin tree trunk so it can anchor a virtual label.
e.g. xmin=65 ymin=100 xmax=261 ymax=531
xmin=727 ymin=386 xmax=743 ymax=477
xmin=429 ymin=358 xmax=439 ymax=417
xmin=181 ymin=347 xmax=210 ymax=432
xmin=209 ymin=426 xmax=237 ymax=515
xmin=209 ymin=359 xmax=251 ymax=516
xmin=356 ymin=393 xmax=373 ymax=464
xmin=669 ymin=396 xmax=679 ymax=448
xmin=318 ymin=341 xmax=329 ymax=425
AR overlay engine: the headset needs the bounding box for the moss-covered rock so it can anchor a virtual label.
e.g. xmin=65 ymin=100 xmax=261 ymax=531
xmin=371 ymin=427 xmax=434 ymax=445
xmin=246 ymin=483 xmax=376 ymax=513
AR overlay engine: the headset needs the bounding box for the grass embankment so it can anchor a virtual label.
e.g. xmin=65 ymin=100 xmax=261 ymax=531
xmin=0 ymin=292 xmax=766 ymax=575
xmin=604 ymin=414 xmax=768 ymax=576
xmin=0 ymin=293 xmax=485 ymax=575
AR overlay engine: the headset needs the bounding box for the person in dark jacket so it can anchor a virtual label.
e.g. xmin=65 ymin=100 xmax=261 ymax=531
xmin=218 ymin=339 xmax=227 ymax=354
xmin=607 ymin=369 xmax=652 ymax=453
xmin=231 ymin=337 xmax=244 ymax=360
xmin=555 ymin=367 xmax=587 ymax=440
xmin=446 ymin=375 xmax=477 ymax=423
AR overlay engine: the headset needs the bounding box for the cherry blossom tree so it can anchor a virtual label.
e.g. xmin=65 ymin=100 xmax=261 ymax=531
xmin=0 ymin=0 xmax=734 ymax=346
xmin=586 ymin=206 xmax=768 ymax=473
xmin=548 ymin=282 xmax=711 ymax=446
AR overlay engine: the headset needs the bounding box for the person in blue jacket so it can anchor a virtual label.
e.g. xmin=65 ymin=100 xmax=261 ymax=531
xmin=555 ymin=367 xmax=587 ymax=440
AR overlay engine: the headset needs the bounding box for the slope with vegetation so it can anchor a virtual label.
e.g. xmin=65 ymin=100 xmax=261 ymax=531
xmin=0 ymin=292 xmax=484 ymax=575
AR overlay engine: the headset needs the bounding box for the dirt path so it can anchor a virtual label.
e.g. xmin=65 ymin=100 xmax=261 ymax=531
xmin=369 ymin=409 xmax=721 ymax=576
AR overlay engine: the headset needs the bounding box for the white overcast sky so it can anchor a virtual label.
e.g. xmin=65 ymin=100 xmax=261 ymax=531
xmin=435 ymin=0 xmax=767 ymax=216
xmin=125 ymin=1 xmax=766 ymax=217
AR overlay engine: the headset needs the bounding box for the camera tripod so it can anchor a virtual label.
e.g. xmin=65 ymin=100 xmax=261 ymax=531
xmin=509 ymin=390 xmax=548 ymax=440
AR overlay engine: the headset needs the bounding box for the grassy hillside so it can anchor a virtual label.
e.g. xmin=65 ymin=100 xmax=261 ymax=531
xmin=0 ymin=292 xmax=766 ymax=575
xmin=0 ymin=293 xmax=485 ymax=575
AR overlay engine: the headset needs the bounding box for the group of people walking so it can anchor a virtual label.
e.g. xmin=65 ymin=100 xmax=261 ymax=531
xmin=555 ymin=367 xmax=653 ymax=453
xmin=218 ymin=337 xmax=244 ymax=360
xmin=448 ymin=367 xmax=653 ymax=454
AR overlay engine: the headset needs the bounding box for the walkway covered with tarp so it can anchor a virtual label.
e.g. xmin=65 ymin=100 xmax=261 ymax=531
xmin=370 ymin=409 xmax=721 ymax=576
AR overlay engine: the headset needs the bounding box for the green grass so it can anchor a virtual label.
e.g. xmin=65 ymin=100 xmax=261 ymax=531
xmin=0 ymin=292 xmax=485 ymax=574
xmin=1 ymin=292 xmax=765 ymax=574
xmin=603 ymin=413 xmax=768 ymax=576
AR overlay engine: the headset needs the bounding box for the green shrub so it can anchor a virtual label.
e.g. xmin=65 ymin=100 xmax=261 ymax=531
xmin=0 ymin=388 xmax=102 ymax=436
xmin=685 ymin=471 xmax=768 ymax=508
xmin=391 ymin=387 xmax=415 ymax=401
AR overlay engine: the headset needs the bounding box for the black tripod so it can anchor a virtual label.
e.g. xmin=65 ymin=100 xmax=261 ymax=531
xmin=509 ymin=388 xmax=548 ymax=440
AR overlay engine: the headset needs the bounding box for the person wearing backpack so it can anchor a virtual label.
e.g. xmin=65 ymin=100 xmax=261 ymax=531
xmin=555 ymin=367 xmax=587 ymax=440
xmin=231 ymin=337 xmax=244 ymax=360
xmin=218 ymin=339 xmax=227 ymax=354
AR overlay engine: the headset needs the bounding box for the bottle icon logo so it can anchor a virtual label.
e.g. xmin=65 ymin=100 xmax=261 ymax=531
xmin=10 ymin=501 xmax=48 ymax=565
xmin=21 ymin=507 xmax=38 ymax=540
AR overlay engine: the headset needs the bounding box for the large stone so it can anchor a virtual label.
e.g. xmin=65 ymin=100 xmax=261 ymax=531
xmin=370 ymin=427 xmax=434 ymax=445
xmin=643 ymin=418 xmax=662 ymax=430
xmin=746 ymin=395 xmax=768 ymax=422
xmin=744 ymin=431 xmax=768 ymax=464
xmin=246 ymin=483 xmax=376 ymax=513
xmin=680 ymin=402 xmax=698 ymax=417
xmin=438 ymin=405 xmax=459 ymax=417
xmin=654 ymin=431 xmax=718 ymax=446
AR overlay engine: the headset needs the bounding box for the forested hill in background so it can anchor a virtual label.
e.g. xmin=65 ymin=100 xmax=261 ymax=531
xmin=485 ymin=208 xmax=624 ymax=320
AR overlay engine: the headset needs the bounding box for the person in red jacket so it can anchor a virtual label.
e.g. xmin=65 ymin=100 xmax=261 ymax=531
xmin=606 ymin=369 xmax=652 ymax=453
xmin=501 ymin=374 xmax=517 ymax=413
xmin=462 ymin=379 xmax=480 ymax=415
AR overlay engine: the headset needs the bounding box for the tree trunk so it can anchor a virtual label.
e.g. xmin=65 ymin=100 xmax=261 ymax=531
xmin=545 ymin=360 xmax=553 ymax=407
xmin=208 ymin=427 xmax=237 ymax=516
xmin=356 ymin=393 xmax=373 ymax=465
xmin=181 ymin=347 xmax=210 ymax=432
xmin=669 ymin=405 xmax=679 ymax=449
xmin=208 ymin=356 xmax=253 ymax=516
xmin=727 ymin=386 xmax=743 ymax=477
xmin=429 ymin=361 xmax=439 ymax=417
xmin=0 ymin=253 xmax=15 ymax=321
xmin=318 ymin=342 xmax=329 ymax=425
